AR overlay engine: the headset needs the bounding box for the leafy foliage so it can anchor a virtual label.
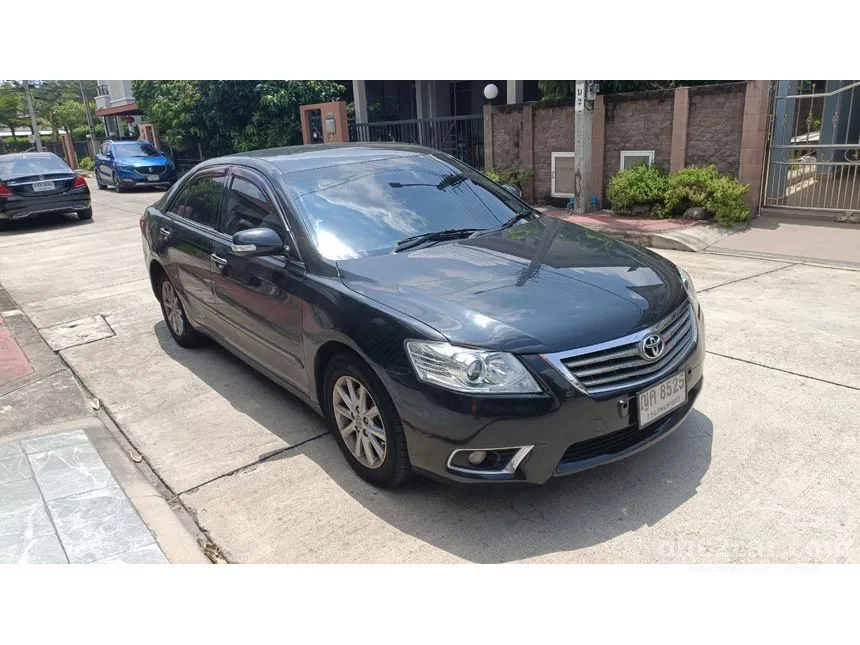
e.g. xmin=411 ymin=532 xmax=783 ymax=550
xmin=658 ymin=166 xmax=750 ymax=226
xmin=132 ymin=80 xmax=347 ymax=157
xmin=484 ymin=166 xmax=534 ymax=188
xmin=77 ymin=156 xmax=95 ymax=171
xmin=0 ymin=83 xmax=27 ymax=141
xmin=606 ymin=164 xmax=669 ymax=211
xmin=538 ymin=80 xmax=738 ymax=100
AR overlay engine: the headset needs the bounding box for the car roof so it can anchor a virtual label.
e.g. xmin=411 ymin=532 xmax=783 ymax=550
xmin=2 ymin=152 xmax=62 ymax=159
xmin=215 ymin=143 xmax=434 ymax=174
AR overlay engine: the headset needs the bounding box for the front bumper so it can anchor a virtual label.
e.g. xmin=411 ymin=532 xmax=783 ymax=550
xmin=116 ymin=166 xmax=177 ymax=187
xmin=0 ymin=193 xmax=91 ymax=220
xmin=395 ymin=306 xmax=706 ymax=485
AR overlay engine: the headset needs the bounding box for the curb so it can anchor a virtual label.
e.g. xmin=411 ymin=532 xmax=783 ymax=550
xmin=575 ymin=222 xmax=748 ymax=252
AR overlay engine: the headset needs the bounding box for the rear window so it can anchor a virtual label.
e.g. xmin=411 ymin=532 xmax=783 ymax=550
xmin=0 ymin=154 xmax=71 ymax=180
xmin=114 ymin=142 xmax=160 ymax=158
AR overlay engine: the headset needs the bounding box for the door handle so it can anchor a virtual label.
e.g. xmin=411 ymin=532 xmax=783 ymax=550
xmin=210 ymin=253 xmax=228 ymax=268
xmin=158 ymin=227 xmax=172 ymax=238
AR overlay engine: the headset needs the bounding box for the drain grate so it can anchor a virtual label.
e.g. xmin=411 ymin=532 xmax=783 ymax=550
xmin=40 ymin=314 xmax=115 ymax=351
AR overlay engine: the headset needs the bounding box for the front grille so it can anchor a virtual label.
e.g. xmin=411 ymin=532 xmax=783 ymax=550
xmin=560 ymin=423 xmax=656 ymax=464
xmin=559 ymin=304 xmax=696 ymax=396
xmin=135 ymin=165 xmax=166 ymax=175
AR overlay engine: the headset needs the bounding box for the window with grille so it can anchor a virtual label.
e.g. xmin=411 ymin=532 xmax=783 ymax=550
xmin=620 ymin=150 xmax=655 ymax=170
xmin=551 ymin=152 xmax=576 ymax=198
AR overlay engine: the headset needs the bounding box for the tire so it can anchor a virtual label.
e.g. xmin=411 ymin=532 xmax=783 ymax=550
xmin=324 ymin=353 xmax=413 ymax=488
xmin=112 ymin=172 xmax=126 ymax=193
xmin=156 ymin=272 xmax=204 ymax=348
xmin=0 ymin=220 xmax=8 ymax=232
xmin=77 ymin=207 xmax=93 ymax=220
xmin=96 ymin=175 xmax=106 ymax=190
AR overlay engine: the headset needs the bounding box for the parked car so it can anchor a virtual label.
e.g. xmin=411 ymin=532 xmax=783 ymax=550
xmin=140 ymin=144 xmax=705 ymax=488
xmin=95 ymin=140 xmax=177 ymax=192
xmin=0 ymin=152 xmax=92 ymax=230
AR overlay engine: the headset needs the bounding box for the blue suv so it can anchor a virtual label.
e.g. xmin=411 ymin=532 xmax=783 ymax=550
xmin=95 ymin=140 xmax=177 ymax=192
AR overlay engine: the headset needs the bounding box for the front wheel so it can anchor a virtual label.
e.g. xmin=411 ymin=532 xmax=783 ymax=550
xmin=324 ymin=354 xmax=412 ymax=488
xmin=112 ymin=171 xmax=126 ymax=193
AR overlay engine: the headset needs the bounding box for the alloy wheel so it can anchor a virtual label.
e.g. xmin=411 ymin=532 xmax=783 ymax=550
xmin=332 ymin=375 xmax=387 ymax=469
xmin=161 ymin=280 xmax=185 ymax=336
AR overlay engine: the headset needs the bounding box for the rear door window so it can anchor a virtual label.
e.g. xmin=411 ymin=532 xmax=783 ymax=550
xmin=169 ymin=173 xmax=227 ymax=229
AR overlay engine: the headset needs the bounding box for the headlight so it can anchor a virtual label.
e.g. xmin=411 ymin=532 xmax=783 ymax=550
xmin=405 ymin=340 xmax=541 ymax=394
xmin=678 ymin=267 xmax=698 ymax=310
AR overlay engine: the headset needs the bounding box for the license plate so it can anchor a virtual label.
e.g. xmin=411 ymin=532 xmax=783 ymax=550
xmin=637 ymin=372 xmax=686 ymax=429
xmin=146 ymin=174 xmax=159 ymax=181
xmin=33 ymin=181 xmax=55 ymax=192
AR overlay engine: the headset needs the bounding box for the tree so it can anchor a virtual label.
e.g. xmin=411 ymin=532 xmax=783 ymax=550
xmin=132 ymin=80 xmax=348 ymax=157
xmin=53 ymin=99 xmax=88 ymax=137
xmin=538 ymin=80 xmax=738 ymax=100
xmin=0 ymin=83 xmax=27 ymax=143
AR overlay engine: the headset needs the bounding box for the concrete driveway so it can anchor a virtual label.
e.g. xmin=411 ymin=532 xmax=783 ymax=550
xmin=1 ymin=181 xmax=858 ymax=563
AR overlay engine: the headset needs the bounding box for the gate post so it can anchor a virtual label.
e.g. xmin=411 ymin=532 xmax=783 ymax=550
xmin=60 ymin=132 xmax=78 ymax=169
xmin=766 ymin=80 xmax=798 ymax=202
xmin=739 ymin=80 xmax=771 ymax=214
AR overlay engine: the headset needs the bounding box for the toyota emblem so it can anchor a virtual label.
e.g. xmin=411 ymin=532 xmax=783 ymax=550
xmin=639 ymin=334 xmax=665 ymax=361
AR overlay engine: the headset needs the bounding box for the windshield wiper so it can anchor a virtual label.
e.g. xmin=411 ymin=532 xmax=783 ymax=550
xmin=394 ymin=228 xmax=482 ymax=253
xmin=498 ymin=208 xmax=538 ymax=230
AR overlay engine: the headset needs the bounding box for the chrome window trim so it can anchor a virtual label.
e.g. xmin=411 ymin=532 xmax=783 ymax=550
xmin=540 ymin=303 xmax=697 ymax=396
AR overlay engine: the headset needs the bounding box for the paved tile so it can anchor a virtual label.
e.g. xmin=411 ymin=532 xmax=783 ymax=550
xmin=29 ymin=442 xmax=115 ymax=501
xmin=20 ymin=429 xmax=88 ymax=455
xmin=0 ymin=478 xmax=43 ymax=518
xmin=47 ymin=486 xmax=155 ymax=564
xmin=0 ymin=533 xmax=68 ymax=564
xmin=0 ymin=504 xmax=55 ymax=548
xmin=92 ymin=542 xmax=167 ymax=564
xmin=0 ymin=443 xmax=32 ymax=485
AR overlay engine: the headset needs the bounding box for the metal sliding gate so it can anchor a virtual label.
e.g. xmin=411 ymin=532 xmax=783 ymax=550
xmin=763 ymin=80 xmax=860 ymax=213
xmin=350 ymin=115 xmax=485 ymax=170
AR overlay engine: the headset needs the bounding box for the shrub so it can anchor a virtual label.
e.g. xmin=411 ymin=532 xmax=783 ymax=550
xmin=77 ymin=156 xmax=95 ymax=171
xmin=484 ymin=166 xmax=534 ymax=189
xmin=659 ymin=165 xmax=750 ymax=226
xmin=606 ymin=164 xmax=669 ymax=212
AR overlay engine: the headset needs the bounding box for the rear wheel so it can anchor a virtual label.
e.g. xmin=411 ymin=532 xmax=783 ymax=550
xmin=157 ymin=273 xmax=203 ymax=348
xmin=324 ymin=353 xmax=413 ymax=488
xmin=0 ymin=220 xmax=8 ymax=231
xmin=77 ymin=207 xmax=93 ymax=220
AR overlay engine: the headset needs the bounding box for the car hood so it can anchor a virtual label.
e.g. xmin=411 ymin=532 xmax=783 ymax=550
xmin=337 ymin=217 xmax=688 ymax=354
xmin=118 ymin=155 xmax=170 ymax=166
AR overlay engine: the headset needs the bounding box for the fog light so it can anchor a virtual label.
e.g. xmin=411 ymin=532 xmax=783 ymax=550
xmin=467 ymin=450 xmax=487 ymax=465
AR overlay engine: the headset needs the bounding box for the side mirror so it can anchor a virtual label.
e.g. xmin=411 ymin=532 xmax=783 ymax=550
xmin=231 ymin=227 xmax=286 ymax=257
xmin=502 ymin=183 xmax=522 ymax=199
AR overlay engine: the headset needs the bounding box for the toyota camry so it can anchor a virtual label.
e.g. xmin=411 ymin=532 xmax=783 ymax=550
xmin=140 ymin=144 xmax=705 ymax=488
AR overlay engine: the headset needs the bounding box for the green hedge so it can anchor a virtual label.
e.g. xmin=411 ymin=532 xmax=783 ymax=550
xmin=485 ymin=166 xmax=534 ymax=189
xmin=606 ymin=164 xmax=668 ymax=211
xmin=77 ymin=156 xmax=95 ymax=171
xmin=607 ymin=164 xmax=750 ymax=226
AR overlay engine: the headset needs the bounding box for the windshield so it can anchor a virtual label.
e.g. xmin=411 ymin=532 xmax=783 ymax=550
xmin=114 ymin=142 xmax=160 ymax=158
xmin=291 ymin=154 xmax=528 ymax=260
xmin=0 ymin=154 xmax=71 ymax=180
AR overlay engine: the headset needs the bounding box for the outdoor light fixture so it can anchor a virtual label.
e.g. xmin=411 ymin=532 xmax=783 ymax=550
xmin=483 ymin=84 xmax=499 ymax=101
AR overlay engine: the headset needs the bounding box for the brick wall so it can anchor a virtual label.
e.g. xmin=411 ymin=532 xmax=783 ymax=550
xmin=533 ymin=104 xmax=575 ymax=202
xmin=484 ymin=81 xmax=771 ymax=212
xmin=602 ymin=90 xmax=675 ymax=194
xmin=685 ymin=83 xmax=746 ymax=175
xmin=490 ymin=108 xmax=523 ymax=170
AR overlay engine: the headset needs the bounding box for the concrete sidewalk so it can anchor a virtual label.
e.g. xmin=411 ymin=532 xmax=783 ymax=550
xmin=0 ymin=285 xmax=208 ymax=565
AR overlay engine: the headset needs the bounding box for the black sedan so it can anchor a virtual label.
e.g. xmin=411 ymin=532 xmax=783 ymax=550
xmin=0 ymin=152 xmax=92 ymax=230
xmin=140 ymin=144 xmax=705 ymax=488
